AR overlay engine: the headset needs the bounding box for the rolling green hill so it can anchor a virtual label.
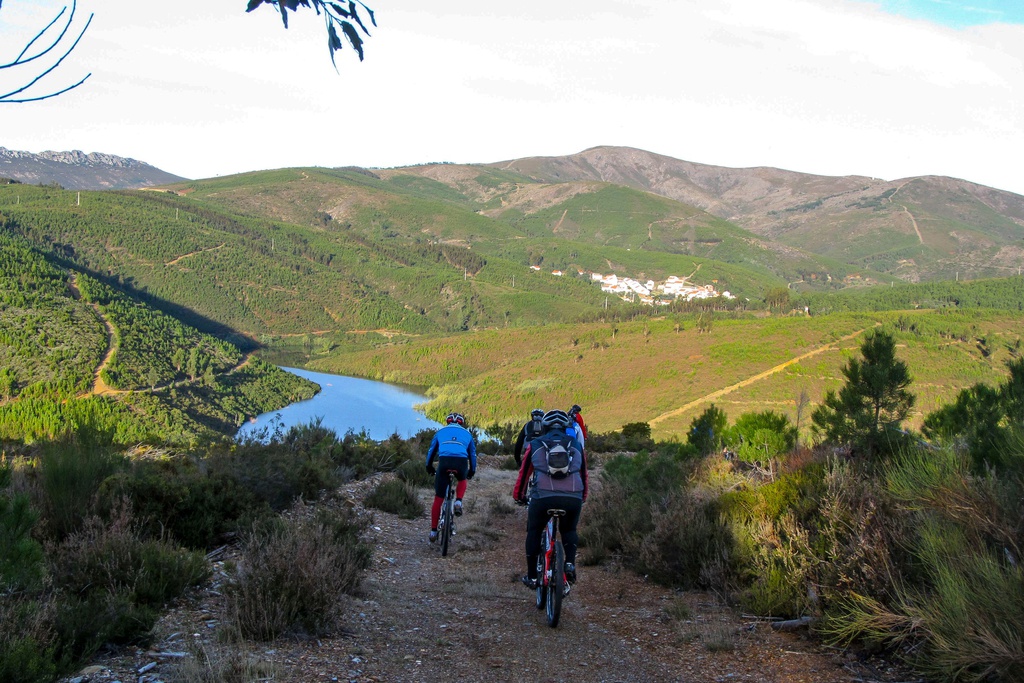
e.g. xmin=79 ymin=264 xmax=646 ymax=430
xmin=0 ymin=181 xmax=645 ymax=344
xmin=0 ymin=230 xmax=316 ymax=444
xmin=166 ymin=165 xmax=859 ymax=297
xmin=311 ymin=305 xmax=1024 ymax=441
xmin=4 ymin=149 xmax=1023 ymax=448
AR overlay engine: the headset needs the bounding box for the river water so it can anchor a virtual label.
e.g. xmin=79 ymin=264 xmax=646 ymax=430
xmin=235 ymin=367 xmax=443 ymax=442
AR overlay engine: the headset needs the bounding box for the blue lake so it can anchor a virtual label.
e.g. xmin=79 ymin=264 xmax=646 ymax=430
xmin=235 ymin=367 xmax=443 ymax=442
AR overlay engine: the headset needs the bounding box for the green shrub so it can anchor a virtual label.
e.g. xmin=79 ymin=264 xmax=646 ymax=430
xmin=225 ymin=506 xmax=371 ymax=640
xmin=688 ymin=405 xmax=728 ymax=456
xmin=208 ymin=440 xmax=341 ymax=512
xmin=815 ymin=457 xmax=908 ymax=603
xmin=480 ymin=420 xmax=518 ymax=453
xmin=1 ymin=478 xmax=45 ymax=593
xmin=35 ymin=430 xmax=128 ymax=541
xmin=719 ymin=464 xmax=826 ymax=526
xmin=52 ymin=589 xmax=160 ymax=666
xmin=0 ymin=597 xmax=57 ymax=683
xmin=818 ymin=443 xmax=1024 ymax=682
xmin=822 ymin=536 xmax=1024 ymax=683
xmin=364 ymin=478 xmax=424 ymax=519
xmin=49 ymin=504 xmax=209 ymax=608
xmin=98 ymin=456 xmax=263 ymax=550
xmin=498 ymin=454 xmax=519 ymax=470
xmin=395 ymin=457 xmax=433 ymax=488
xmin=586 ymin=424 xmax=660 ymax=453
xmin=580 ymin=450 xmax=697 ymax=573
xmin=626 ymin=489 xmax=730 ymax=589
xmin=733 ymin=513 xmax=815 ymax=618
xmin=725 ymin=411 xmax=798 ymax=464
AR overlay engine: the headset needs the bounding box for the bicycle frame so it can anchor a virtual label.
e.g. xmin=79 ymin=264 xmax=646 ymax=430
xmin=535 ymin=508 xmax=567 ymax=627
xmin=437 ymin=470 xmax=458 ymax=557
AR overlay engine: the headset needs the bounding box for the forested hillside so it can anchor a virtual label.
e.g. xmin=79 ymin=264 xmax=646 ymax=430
xmin=0 ymin=230 xmax=316 ymax=444
xmin=0 ymin=181 xmax=642 ymax=342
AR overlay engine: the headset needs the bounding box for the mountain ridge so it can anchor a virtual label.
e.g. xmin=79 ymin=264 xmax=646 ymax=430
xmin=0 ymin=146 xmax=187 ymax=190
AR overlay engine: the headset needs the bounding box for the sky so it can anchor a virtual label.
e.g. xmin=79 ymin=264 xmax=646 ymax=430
xmin=1 ymin=0 xmax=1022 ymax=196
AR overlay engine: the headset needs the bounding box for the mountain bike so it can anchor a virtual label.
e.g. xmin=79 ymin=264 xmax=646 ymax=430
xmin=535 ymin=508 xmax=569 ymax=627
xmin=437 ymin=470 xmax=458 ymax=557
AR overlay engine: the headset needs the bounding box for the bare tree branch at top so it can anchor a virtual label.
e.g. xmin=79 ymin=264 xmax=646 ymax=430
xmin=0 ymin=0 xmax=94 ymax=104
xmin=0 ymin=0 xmax=372 ymax=106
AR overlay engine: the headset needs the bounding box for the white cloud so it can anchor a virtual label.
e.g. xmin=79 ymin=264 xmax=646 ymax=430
xmin=1 ymin=0 xmax=1021 ymax=195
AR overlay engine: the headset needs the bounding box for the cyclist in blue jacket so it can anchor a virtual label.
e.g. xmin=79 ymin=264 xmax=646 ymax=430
xmin=425 ymin=412 xmax=478 ymax=543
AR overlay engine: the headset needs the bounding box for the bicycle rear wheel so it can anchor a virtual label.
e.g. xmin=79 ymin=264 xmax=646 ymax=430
xmin=535 ymin=531 xmax=546 ymax=609
xmin=440 ymin=483 xmax=454 ymax=557
xmin=546 ymin=539 xmax=565 ymax=627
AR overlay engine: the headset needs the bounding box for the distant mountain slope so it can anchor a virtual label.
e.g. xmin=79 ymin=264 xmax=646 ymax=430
xmin=492 ymin=146 xmax=1024 ymax=282
xmin=171 ymin=166 xmax=851 ymax=297
xmin=0 ymin=147 xmax=187 ymax=190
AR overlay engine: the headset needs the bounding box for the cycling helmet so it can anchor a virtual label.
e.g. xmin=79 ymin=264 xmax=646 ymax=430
xmin=530 ymin=408 xmax=544 ymax=420
xmin=569 ymin=404 xmax=582 ymax=417
xmin=445 ymin=412 xmax=466 ymax=426
xmin=541 ymin=409 xmax=571 ymax=431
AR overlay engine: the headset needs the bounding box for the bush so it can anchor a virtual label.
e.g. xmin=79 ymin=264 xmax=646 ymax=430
xmin=364 ymin=478 xmax=424 ymax=519
xmin=480 ymin=421 xmax=518 ymax=454
xmin=34 ymin=430 xmax=128 ymax=541
xmin=726 ymin=411 xmax=797 ymax=464
xmin=98 ymin=456 xmax=264 ymax=550
xmin=586 ymin=423 xmax=658 ymax=453
xmin=0 ymin=597 xmax=57 ymax=683
xmin=52 ymin=590 xmax=160 ymax=663
xmin=225 ymin=506 xmax=371 ymax=640
xmin=689 ymin=405 xmax=728 ymax=456
xmin=1 ymin=468 xmax=45 ymax=593
xmin=732 ymin=513 xmax=815 ymax=618
xmin=48 ymin=503 xmax=209 ymax=608
xmin=394 ymin=457 xmax=432 ymax=488
xmin=625 ymin=489 xmax=730 ymax=589
xmin=212 ymin=440 xmax=342 ymax=512
xmin=580 ymin=450 xmax=698 ymax=574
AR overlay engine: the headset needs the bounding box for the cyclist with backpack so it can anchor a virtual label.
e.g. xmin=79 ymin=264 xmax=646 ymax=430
xmin=567 ymin=404 xmax=588 ymax=452
xmin=425 ymin=412 xmax=477 ymax=543
xmin=512 ymin=408 xmax=545 ymax=468
xmin=512 ymin=409 xmax=588 ymax=588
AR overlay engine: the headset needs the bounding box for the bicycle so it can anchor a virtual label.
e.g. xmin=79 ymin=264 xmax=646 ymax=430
xmin=436 ymin=469 xmax=458 ymax=557
xmin=535 ymin=508 xmax=569 ymax=627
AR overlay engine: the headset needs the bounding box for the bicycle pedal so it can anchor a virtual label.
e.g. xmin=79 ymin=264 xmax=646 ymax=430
xmin=563 ymin=584 xmax=571 ymax=597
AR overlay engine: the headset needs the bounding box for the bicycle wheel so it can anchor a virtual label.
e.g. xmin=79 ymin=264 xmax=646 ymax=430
xmin=546 ymin=539 xmax=565 ymax=627
xmin=440 ymin=483 xmax=454 ymax=557
xmin=535 ymin=530 xmax=546 ymax=610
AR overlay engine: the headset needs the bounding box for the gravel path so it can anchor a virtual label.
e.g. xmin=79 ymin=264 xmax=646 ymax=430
xmin=63 ymin=457 xmax=915 ymax=683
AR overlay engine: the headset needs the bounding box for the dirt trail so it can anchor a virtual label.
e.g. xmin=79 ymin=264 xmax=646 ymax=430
xmin=165 ymin=243 xmax=226 ymax=266
xmin=325 ymin=467 xmax=864 ymax=683
xmin=64 ymin=460 xmax=917 ymax=683
xmin=69 ymin=274 xmax=123 ymax=396
xmin=901 ymin=206 xmax=924 ymax=244
xmin=650 ymin=326 xmax=876 ymax=426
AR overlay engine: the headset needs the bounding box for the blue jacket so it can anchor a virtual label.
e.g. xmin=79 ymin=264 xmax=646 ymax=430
xmin=426 ymin=424 xmax=477 ymax=470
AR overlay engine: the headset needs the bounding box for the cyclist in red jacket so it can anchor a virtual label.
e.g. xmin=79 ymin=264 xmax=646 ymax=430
xmin=512 ymin=409 xmax=587 ymax=588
